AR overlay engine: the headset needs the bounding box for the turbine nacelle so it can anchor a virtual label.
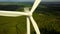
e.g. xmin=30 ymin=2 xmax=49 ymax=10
xmin=24 ymin=7 xmax=32 ymax=17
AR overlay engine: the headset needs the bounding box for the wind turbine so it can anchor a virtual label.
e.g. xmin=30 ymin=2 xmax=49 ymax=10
xmin=0 ymin=0 xmax=41 ymax=34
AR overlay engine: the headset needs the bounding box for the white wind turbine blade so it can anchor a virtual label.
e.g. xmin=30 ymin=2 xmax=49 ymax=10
xmin=27 ymin=17 xmax=30 ymax=34
xmin=0 ymin=10 xmax=28 ymax=17
xmin=30 ymin=0 xmax=41 ymax=13
xmin=29 ymin=16 xmax=40 ymax=34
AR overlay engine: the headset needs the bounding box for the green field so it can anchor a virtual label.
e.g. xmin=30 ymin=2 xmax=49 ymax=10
xmin=0 ymin=2 xmax=60 ymax=34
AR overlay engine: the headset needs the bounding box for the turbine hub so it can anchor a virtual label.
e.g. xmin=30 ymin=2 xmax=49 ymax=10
xmin=28 ymin=12 xmax=32 ymax=16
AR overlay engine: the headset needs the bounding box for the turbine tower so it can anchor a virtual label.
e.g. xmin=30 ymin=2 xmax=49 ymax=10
xmin=0 ymin=0 xmax=41 ymax=34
